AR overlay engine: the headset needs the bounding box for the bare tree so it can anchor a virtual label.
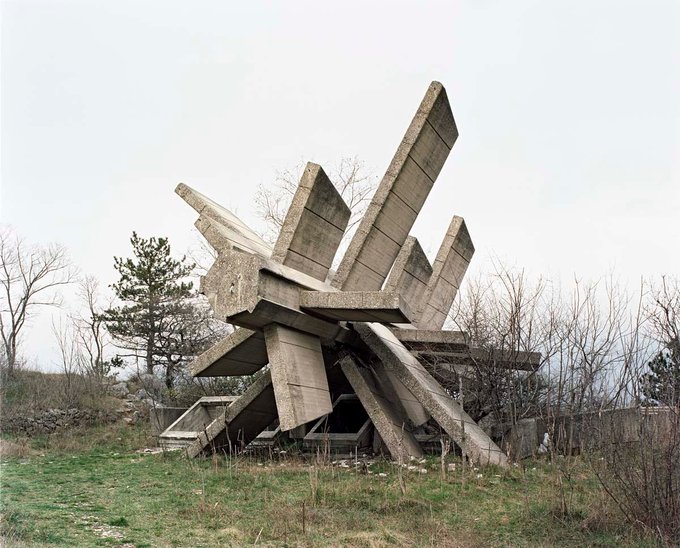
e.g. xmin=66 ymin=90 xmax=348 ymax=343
xmin=71 ymin=275 xmax=115 ymax=379
xmin=254 ymin=157 xmax=377 ymax=253
xmin=52 ymin=319 xmax=83 ymax=408
xmin=0 ymin=227 xmax=76 ymax=374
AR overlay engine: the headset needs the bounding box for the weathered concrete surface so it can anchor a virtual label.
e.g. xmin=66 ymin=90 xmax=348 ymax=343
xmin=384 ymin=236 xmax=433 ymax=313
xmin=354 ymin=322 xmax=508 ymax=467
xmin=272 ymin=163 xmax=350 ymax=281
xmin=300 ymin=291 xmax=414 ymax=323
xmin=303 ymin=395 xmax=373 ymax=455
xmin=185 ymin=372 xmax=278 ymax=458
xmin=391 ymin=328 xmax=469 ymax=351
xmin=176 ymin=183 xmax=272 ymax=258
xmin=200 ymin=248 xmax=351 ymax=342
xmin=413 ymin=348 xmax=542 ymax=372
xmin=150 ymin=407 xmax=188 ymax=436
xmin=264 ymin=324 xmax=332 ymax=431
xmin=159 ymin=396 xmax=238 ymax=449
xmin=416 ymin=216 xmax=474 ymax=330
xmin=340 ymin=355 xmax=423 ymax=461
xmin=333 ymin=81 xmax=458 ymax=292
xmin=190 ymin=328 xmax=268 ymax=377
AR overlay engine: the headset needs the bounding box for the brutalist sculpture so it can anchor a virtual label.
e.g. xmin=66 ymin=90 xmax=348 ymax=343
xmin=169 ymin=81 xmax=538 ymax=466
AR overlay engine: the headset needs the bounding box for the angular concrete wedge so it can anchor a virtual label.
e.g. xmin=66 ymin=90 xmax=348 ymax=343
xmin=190 ymin=328 xmax=268 ymax=377
xmin=264 ymin=324 xmax=332 ymax=431
xmin=384 ymin=236 xmax=433 ymax=311
xmin=272 ymin=163 xmax=351 ymax=281
xmin=417 ymin=216 xmax=474 ymax=330
xmin=185 ymin=371 xmax=277 ymax=458
xmin=353 ymin=322 xmax=508 ymax=467
xmin=340 ymin=355 xmax=423 ymax=461
xmin=333 ymin=81 xmax=458 ymax=292
xmin=176 ymin=183 xmax=272 ymax=258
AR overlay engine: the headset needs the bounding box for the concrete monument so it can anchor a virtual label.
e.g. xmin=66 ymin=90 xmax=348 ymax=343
xmin=161 ymin=81 xmax=540 ymax=466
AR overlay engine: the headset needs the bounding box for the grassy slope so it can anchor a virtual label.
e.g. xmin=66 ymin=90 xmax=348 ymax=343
xmin=1 ymin=424 xmax=654 ymax=547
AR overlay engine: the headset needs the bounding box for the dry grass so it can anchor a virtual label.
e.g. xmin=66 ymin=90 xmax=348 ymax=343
xmin=0 ymin=422 xmax=658 ymax=547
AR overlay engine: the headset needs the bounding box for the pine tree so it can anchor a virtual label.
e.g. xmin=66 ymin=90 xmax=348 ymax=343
xmin=641 ymin=343 xmax=680 ymax=406
xmin=102 ymin=233 xmax=217 ymax=388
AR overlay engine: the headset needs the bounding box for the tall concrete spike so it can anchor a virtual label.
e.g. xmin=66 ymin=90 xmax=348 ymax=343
xmin=272 ymin=163 xmax=351 ymax=281
xmin=263 ymin=324 xmax=332 ymax=431
xmin=416 ymin=216 xmax=474 ymax=330
xmin=333 ymin=81 xmax=458 ymax=292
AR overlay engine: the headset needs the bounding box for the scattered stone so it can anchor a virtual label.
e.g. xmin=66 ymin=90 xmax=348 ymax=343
xmin=109 ymin=382 xmax=129 ymax=398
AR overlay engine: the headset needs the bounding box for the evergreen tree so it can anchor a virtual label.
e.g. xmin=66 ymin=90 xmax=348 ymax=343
xmin=102 ymin=233 xmax=218 ymax=388
xmin=641 ymin=342 xmax=680 ymax=406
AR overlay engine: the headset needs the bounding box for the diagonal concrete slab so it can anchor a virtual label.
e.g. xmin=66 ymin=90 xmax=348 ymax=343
xmin=176 ymin=183 xmax=272 ymax=258
xmin=353 ymin=322 xmax=508 ymax=467
xmin=384 ymin=236 xmax=433 ymax=312
xmin=185 ymin=371 xmax=278 ymax=458
xmin=340 ymin=355 xmax=423 ymax=461
xmin=333 ymin=81 xmax=458 ymax=292
xmin=190 ymin=328 xmax=268 ymax=377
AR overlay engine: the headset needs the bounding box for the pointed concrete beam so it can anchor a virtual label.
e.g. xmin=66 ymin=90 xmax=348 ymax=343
xmin=272 ymin=163 xmax=351 ymax=281
xmin=264 ymin=324 xmax=332 ymax=431
xmin=416 ymin=216 xmax=474 ymax=330
xmin=333 ymin=81 xmax=458 ymax=292
xmin=299 ymin=290 xmax=413 ymax=323
xmin=353 ymin=322 xmax=508 ymax=467
xmin=185 ymin=371 xmax=277 ymax=458
xmin=176 ymin=183 xmax=272 ymax=258
xmin=391 ymin=328 xmax=469 ymax=353
xmin=190 ymin=329 xmax=268 ymax=377
xmin=384 ymin=236 xmax=433 ymax=311
xmin=340 ymin=355 xmax=423 ymax=461
xmin=413 ymin=348 xmax=542 ymax=372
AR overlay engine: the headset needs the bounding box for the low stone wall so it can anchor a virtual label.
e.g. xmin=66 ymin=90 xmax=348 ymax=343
xmin=1 ymin=408 xmax=119 ymax=437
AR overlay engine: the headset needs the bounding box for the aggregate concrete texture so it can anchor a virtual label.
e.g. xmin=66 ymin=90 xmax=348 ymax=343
xmin=416 ymin=216 xmax=474 ymax=330
xmin=190 ymin=328 xmax=268 ymax=377
xmin=264 ymin=324 xmax=332 ymax=431
xmin=176 ymin=183 xmax=272 ymax=258
xmin=333 ymin=81 xmax=458 ymax=292
xmin=272 ymin=163 xmax=351 ymax=282
xmin=185 ymin=371 xmax=278 ymax=458
xmin=354 ymin=322 xmax=509 ymax=467
xmin=340 ymin=355 xmax=423 ymax=461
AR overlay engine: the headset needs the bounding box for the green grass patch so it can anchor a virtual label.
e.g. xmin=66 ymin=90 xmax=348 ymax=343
xmin=0 ymin=425 xmax=657 ymax=547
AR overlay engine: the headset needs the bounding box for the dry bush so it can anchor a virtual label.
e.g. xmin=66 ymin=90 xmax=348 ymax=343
xmin=593 ymin=407 xmax=680 ymax=543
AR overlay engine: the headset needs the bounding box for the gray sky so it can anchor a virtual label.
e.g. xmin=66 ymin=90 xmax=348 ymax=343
xmin=2 ymin=0 xmax=679 ymax=369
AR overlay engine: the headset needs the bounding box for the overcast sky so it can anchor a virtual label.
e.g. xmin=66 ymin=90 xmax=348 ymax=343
xmin=2 ymin=0 xmax=679 ymax=369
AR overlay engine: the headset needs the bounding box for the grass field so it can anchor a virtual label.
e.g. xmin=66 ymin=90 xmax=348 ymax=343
xmin=0 ymin=423 xmax=655 ymax=547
